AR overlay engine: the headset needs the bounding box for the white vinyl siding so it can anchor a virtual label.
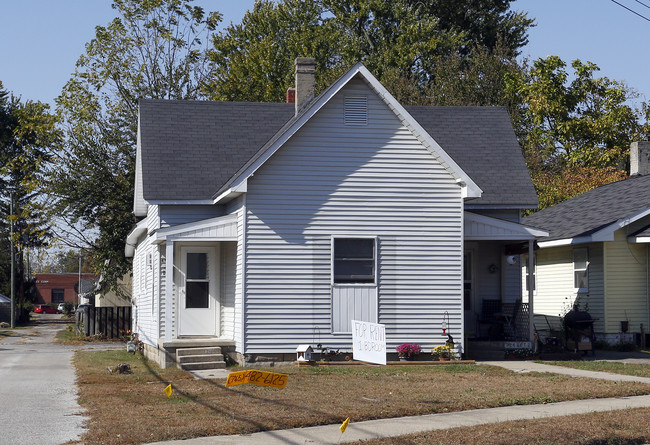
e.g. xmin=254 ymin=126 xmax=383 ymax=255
xmin=132 ymin=234 xmax=159 ymax=347
xmin=220 ymin=241 xmax=237 ymax=339
xmin=604 ymin=230 xmax=649 ymax=333
xmin=147 ymin=205 xmax=160 ymax=232
xmin=243 ymin=78 xmax=463 ymax=353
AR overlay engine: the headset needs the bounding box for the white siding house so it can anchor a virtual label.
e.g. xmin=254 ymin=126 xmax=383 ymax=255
xmin=127 ymin=60 xmax=543 ymax=367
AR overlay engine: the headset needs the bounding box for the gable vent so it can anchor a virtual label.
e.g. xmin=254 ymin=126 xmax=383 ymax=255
xmin=344 ymin=96 xmax=368 ymax=126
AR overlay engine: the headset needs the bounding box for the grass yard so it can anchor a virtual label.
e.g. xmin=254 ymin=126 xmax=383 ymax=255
xmin=542 ymin=360 xmax=650 ymax=378
xmin=73 ymin=350 xmax=650 ymax=445
xmin=358 ymin=407 xmax=650 ymax=444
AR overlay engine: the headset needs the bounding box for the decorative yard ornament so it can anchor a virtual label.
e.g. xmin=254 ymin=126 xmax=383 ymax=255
xmin=442 ymin=311 xmax=450 ymax=335
xmin=296 ymin=344 xmax=314 ymax=362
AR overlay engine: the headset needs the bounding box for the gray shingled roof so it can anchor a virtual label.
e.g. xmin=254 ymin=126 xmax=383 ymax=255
xmin=138 ymin=100 xmax=537 ymax=207
xmin=406 ymin=106 xmax=538 ymax=207
xmin=522 ymin=174 xmax=650 ymax=241
xmin=139 ymin=100 xmax=295 ymax=201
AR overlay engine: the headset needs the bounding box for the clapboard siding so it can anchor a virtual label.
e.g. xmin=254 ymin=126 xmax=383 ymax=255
xmin=244 ymin=78 xmax=463 ymax=353
xmin=147 ymin=205 xmax=160 ymax=232
xmin=220 ymin=241 xmax=237 ymax=339
xmin=233 ymin=198 xmax=245 ymax=352
xmin=532 ymin=244 xmax=605 ymax=333
xmin=159 ymin=205 xmax=224 ymax=227
xmin=604 ymin=231 xmax=649 ymax=333
xmin=132 ymin=236 xmax=159 ymax=347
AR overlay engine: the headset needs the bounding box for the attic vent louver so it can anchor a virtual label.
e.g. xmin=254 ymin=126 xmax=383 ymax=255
xmin=344 ymin=96 xmax=368 ymax=126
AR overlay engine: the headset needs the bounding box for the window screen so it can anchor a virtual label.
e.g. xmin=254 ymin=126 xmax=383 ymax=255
xmin=333 ymin=238 xmax=375 ymax=284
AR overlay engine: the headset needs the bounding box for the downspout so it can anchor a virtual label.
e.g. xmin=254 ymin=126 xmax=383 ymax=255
xmin=528 ymin=239 xmax=535 ymax=346
xmin=646 ymin=245 xmax=649 ymax=339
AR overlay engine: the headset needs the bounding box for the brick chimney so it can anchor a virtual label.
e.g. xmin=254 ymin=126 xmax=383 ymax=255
xmin=294 ymin=57 xmax=315 ymax=115
xmin=630 ymin=141 xmax=650 ymax=176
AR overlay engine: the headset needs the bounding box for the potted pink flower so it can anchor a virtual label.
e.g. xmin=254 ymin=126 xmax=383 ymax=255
xmin=396 ymin=343 xmax=421 ymax=360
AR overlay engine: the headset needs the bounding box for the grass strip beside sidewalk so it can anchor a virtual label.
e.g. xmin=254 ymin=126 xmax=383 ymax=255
xmin=73 ymin=351 xmax=650 ymax=445
xmin=542 ymin=360 xmax=650 ymax=378
xmin=358 ymin=407 xmax=650 ymax=444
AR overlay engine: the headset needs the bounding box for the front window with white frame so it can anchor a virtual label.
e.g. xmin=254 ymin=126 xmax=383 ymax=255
xmin=573 ymin=248 xmax=589 ymax=292
xmin=332 ymin=237 xmax=376 ymax=284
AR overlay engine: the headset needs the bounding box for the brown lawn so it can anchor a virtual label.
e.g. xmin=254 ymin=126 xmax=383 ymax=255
xmin=359 ymin=407 xmax=650 ymax=444
xmin=73 ymin=350 xmax=650 ymax=445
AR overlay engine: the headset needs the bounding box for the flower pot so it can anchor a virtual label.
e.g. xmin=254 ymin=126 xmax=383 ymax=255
xmin=399 ymin=356 xmax=413 ymax=361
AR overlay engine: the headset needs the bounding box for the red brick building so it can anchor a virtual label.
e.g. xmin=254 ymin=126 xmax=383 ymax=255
xmin=34 ymin=273 xmax=98 ymax=305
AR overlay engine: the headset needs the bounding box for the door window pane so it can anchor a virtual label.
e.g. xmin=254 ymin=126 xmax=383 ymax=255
xmin=187 ymin=253 xmax=207 ymax=280
xmin=186 ymin=282 xmax=209 ymax=308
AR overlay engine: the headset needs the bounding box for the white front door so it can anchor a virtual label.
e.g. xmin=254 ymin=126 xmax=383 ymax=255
xmin=179 ymin=245 xmax=219 ymax=336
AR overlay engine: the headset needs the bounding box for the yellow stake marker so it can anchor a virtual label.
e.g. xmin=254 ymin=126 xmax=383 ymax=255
xmin=164 ymin=384 xmax=173 ymax=397
xmin=340 ymin=417 xmax=350 ymax=434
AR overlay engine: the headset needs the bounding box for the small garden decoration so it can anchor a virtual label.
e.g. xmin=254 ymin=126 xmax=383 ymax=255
xmin=396 ymin=343 xmax=421 ymax=360
xmin=431 ymin=344 xmax=457 ymax=361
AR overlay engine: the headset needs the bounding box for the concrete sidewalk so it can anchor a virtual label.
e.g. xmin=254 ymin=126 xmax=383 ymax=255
xmin=149 ymin=360 xmax=650 ymax=445
xmin=479 ymin=360 xmax=650 ymax=384
xmin=149 ymin=395 xmax=650 ymax=445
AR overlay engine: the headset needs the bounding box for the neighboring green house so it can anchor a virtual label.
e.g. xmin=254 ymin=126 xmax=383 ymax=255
xmin=522 ymin=142 xmax=650 ymax=345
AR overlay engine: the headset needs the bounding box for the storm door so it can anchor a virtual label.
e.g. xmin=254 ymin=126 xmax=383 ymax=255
xmin=178 ymin=246 xmax=219 ymax=336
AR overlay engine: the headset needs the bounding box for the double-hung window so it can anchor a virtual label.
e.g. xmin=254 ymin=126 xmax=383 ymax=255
xmin=333 ymin=238 xmax=376 ymax=284
xmin=573 ymin=248 xmax=589 ymax=292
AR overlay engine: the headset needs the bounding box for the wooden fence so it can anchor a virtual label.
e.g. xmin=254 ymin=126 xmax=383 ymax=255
xmin=78 ymin=306 xmax=131 ymax=338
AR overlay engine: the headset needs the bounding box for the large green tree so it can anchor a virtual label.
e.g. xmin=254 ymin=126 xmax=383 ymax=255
xmin=50 ymin=0 xmax=221 ymax=292
xmin=206 ymin=0 xmax=532 ymax=103
xmin=0 ymin=82 xmax=60 ymax=311
xmin=506 ymin=56 xmax=649 ymax=211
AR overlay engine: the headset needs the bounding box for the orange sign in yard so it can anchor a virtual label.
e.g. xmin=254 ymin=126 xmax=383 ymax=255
xmin=225 ymin=370 xmax=288 ymax=389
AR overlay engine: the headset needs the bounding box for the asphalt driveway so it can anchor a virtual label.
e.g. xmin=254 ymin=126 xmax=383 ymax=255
xmin=0 ymin=314 xmax=87 ymax=444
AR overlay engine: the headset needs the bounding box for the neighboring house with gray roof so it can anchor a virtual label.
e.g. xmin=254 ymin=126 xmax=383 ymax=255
xmin=522 ymin=142 xmax=650 ymax=345
xmin=126 ymin=59 xmax=545 ymax=368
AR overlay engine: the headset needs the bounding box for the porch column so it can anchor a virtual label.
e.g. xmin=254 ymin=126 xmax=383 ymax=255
xmin=528 ymin=239 xmax=535 ymax=345
xmin=165 ymin=240 xmax=174 ymax=341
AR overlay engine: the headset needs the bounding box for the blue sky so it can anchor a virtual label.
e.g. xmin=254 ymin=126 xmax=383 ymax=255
xmin=0 ymin=0 xmax=648 ymax=108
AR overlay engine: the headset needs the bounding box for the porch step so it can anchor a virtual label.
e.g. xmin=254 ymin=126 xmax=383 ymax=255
xmin=178 ymin=353 xmax=224 ymax=364
xmin=176 ymin=347 xmax=226 ymax=371
xmin=177 ymin=347 xmax=222 ymax=357
xmin=180 ymin=361 xmax=226 ymax=371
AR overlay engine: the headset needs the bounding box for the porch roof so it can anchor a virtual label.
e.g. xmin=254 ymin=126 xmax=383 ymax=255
xmin=154 ymin=214 xmax=238 ymax=243
xmin=464 ymin=212 xmax=548 ymax=241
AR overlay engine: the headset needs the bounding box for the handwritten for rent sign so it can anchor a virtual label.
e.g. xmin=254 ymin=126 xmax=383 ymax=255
xmin=352 ymin=320 xmax=386 ymax=365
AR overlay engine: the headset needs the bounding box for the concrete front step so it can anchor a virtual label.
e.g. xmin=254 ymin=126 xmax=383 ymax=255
xmin=177 ymin=347 xmax=222 ymax=357
xmin=176 ymin=346 xmax=226 ymax=371
xmin=178 ymin=353 xmax=224 ymax=364
xmin=180 ymin=361 xmax=226 ymax=371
